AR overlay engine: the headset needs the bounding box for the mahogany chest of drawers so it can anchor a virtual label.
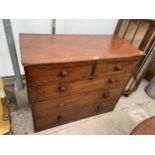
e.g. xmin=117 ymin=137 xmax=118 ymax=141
xmin=20 ymin=34 xmax=143 ymax=132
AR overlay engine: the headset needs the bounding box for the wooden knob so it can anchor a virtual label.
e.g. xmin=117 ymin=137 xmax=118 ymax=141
xmin=108 ymin=78 xmax=116 ymax=84
xmin=60 ymin=70 xmax=68 ymax=77
xmin=114 ymin=65 xmax=121 ymax=71
xmin=57 ymin=116 xmax=63 ymax=121
xmin=59 ymin=102 xmax=65 ymax=107
xmin=97 ymin=105 xmax=101 ymax=110
xmin=59 ymin=86 xmax=66 ymax=92
xmin=103 ymin=92 xmax=109 ymax=99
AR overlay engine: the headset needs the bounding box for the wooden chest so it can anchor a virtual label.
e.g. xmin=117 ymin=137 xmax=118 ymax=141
xmin=20 ymin=34 xmax=143 ymax=132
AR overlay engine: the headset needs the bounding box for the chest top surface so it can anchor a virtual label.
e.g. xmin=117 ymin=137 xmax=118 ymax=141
xmin=20 ymin=34 xmax=143 ymax=66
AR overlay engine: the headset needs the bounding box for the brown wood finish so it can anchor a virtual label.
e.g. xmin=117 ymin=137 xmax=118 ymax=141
xmin=31 ymin=88 xmax=122 ymax=118
xmin=145 ymin=61 xmax=155 ymax=81
xmin=26 ymin=58 xmax=140 ymax=86
xmin=21 ymin=34 xmax=143 ymax=132
xmin=96 ymin=59 xmax=140 ymax=75
xmin=28 ymin=73 xmax=131 ymax=103
xmin=34 ymin=101 xmax=116 ymax=132
xmin=20 ymin=34 xmax=143 ymax=66
xmin=139 ymin=23 xmax=155 ymax=51
xmin=145 ymin=35 xmax=155 ymax=81
xmin=25 ymin=63 xmax=93 ymax=85
xmin=131 ymin=116 xmax=155 ymax=135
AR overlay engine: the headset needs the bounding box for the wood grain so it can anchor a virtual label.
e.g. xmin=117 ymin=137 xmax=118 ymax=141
xmin=131 ymin=116 xmax=155 ymax=135
xmin=20 ymin=34 xmax=143 ymax=66
xmin=31 ymin=88 xmax=121 ymax=118
xmin=21 ymin=34 xmax=143 ymax=132
xmin=96 ymin=59 xmax=140 ymax=75
xmin=25 ymin=62 xmax=93 ymax=85
xmin=28 ymin=73 xmax=131 ymax=103
xmin=33 ymin=101 xmax=116 ymax=132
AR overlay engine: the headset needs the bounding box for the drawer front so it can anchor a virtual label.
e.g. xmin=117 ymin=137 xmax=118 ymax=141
xmin=31 ymin=88 xmax=122 ymax=118
xmin=26 ymin=63 xmax=93 ymax=85
xmin=96 ymin=59 xmax=139 ymax=75
xmin=33 ymin=101 xmax=116 ymax=131
xmin=28 ymin=72 xmax=130 ymax=102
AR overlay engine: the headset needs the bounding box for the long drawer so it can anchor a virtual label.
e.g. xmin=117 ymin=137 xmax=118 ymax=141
xmin=28 ymin=72 xmax=131 ymax=102
xmin=31 ymin=88 xmax=122 ymax=118
xmin=34 ymin=101 xmax=116 ymax=131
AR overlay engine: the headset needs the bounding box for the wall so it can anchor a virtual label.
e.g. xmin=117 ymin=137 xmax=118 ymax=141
xmin=56 ymin=19 xmax=118 ymax=34
xmin=0 ymin=19 xmax=118 ymax=77
xmin=0 ymin=20 xmax=14 ymax=76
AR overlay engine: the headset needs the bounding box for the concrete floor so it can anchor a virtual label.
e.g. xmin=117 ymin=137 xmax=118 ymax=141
xmin=6 ymin=79 xmax=155 ymax=135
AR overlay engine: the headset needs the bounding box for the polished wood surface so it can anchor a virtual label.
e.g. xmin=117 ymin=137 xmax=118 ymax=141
xmin=28 ymin=73 xmax=130 ymax=103
xmin=34 ymin=101 xmax=116 ymax=131
xmin=20 ymin=34 xmax=143 ymax=66
xmin=131 ymin=116 xmax=155 ymax=135
xmin=96 ymin=59 xmax=139 ymax=75
xmin=25 ymin=62 xmax=93 ymax=85
xmin=31 ymin=88 xmax=121 ymax=118
xmin=21 ymin=34 xmax=143 ymax=131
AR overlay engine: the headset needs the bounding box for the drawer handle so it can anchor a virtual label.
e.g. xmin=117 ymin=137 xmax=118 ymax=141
xmin=57 ymin=116 xmax=63 ymax=121
xmin=103 ymin=92 xmax=109 ymax=99
xmin=59 ymin=102 xmax=65 ymax=107
xmin=97 ymin=105 xmax=101 ymax=110
xmin=59 ymin=86 xmax=66 ymax=92
xmin=108 ymin=78 xmax=116 ymax=84
xmin=114 ymin=65 xmax=121 ymax=71
xmin=60 ymin=70 xmax=68 ymax=77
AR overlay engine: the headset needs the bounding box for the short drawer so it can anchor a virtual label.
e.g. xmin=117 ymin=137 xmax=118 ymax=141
xmin=31 ymin=88 xmax=122 ymax=118
xmin=33 ymin=101 xmax=116 ymax=131
xmin=25 ymin=63 xmax=93 ymax=85
xmin=28 ymin=72 xmax=131 ymax=102
xmin=96 ymin=59 xmax=139 ymax=75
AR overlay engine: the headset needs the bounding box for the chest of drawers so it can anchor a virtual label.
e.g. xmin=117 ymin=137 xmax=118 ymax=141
xmin=20 ymin=34 xmax=143 ymax=132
